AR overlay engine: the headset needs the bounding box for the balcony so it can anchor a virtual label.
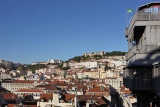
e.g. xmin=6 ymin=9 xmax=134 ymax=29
xmin=126 ymin=44 xmax=159 ymax=61
xmin=127 ymin=11 xmax=160 ymax=36
xmin=125 ymin=45 xmax=137 ymax=61
xmin=123 ymin=78 xmax=153 ymax=91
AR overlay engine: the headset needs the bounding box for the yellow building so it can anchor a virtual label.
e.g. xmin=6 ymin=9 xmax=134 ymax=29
xmin=84 ymin=70 xmax=99 ymax=78
xmin=84 ymin=68 xmax=106 ymax=79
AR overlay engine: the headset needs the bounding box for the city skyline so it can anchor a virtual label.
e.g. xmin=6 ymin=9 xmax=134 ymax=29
xmin=0 ymin=0 xmax=154 ymax=64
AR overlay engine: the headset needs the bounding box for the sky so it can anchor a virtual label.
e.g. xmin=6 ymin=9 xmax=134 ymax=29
xmin=0 ymin=0 xmax=157 ymax=64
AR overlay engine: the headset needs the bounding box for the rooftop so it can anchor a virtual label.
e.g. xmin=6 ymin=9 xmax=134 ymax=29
xmin=39 ymin=93 xmax=53 ymax=102
xmin=16 ymin=89 xmax=42 ymax=93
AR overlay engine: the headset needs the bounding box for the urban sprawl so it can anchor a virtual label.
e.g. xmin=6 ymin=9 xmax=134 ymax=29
xmin=0 ymin=51 xmax=136 ymax=107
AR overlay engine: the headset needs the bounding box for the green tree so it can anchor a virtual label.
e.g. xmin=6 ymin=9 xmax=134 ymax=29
xmin=67 ymin=56 xmax=82 ymax=62
xmin=104 ymin=51 xmax=127 ymax=56
xmin=62 ymin=66 xmax=70 ymax=70
xmin=58 ymin=63 xmax=63 ymax=69
xmin=22 ymin=64 xmax=47 ymax=71
xmin=93 ymin=55 xmax=102 ymax=59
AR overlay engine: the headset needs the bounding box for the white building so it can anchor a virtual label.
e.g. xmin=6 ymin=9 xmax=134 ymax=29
xmin=109 ymin=60 xmax=126 ymax=67
xmin=77 ymin=72 xmax=86 ymax=79
xmin=37 ymin=93 xmax=78 ymax=107
xmin=15 ymin=89 xmax=42 ymax=100
xmin=69 ymin=61 xmax=97 ymax=69
xmin=66 ymin=86 xmax=84 ymax=95
xmin=118 ymin=88 xmax=137 ymax=107
xmin=106 ymin=70 xmax=115 ymax=78
xmin=105 ymin=78 xmax=121 ymax=90
xmin=32 ymin=62 xmax=48 ymax=65
xmin=1 ymin=80 xmax=38 ymax=92
xmin=0 ymin=73 xmax=11 ymax=80
xmin=48 ymin=59 xmax=63 ymax=64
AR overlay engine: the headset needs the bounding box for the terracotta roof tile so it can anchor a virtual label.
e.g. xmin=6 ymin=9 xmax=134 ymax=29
xmin=78 ymin=95 xmax=107 ymax=105
xmin=7 ymin=104 xmax=20 ymax=107
xmin=12 ymin=80 xmax=34 ymax=83
xmin=121 ymin=90 xmax=131 ymax=93
xmin=35 ymin=84 xmax=52 ymax=88
xmin=129 ymin=96 xmax=135 ymax=99
xmin=39 ymin=93 xmax=53 ymax=102
xmin=23 ymin=105 xmax=37 ymax=107
xmin=64 ymin=94 xmax=75 ymax=102
xmin=3 ymin=94 xmax=17 ymax=101
xmin=88 ymin=87 xmax=109 ymax=92
xmin=16 ymin=89 xmax=42 ymax=92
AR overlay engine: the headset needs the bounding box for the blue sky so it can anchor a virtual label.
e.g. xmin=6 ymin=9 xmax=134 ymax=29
xmin=0 ymin=0 xmax=156 ymax=64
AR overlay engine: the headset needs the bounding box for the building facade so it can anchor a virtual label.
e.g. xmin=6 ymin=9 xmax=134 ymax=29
xmin=123 ymin=2 xmax=160 ymax=106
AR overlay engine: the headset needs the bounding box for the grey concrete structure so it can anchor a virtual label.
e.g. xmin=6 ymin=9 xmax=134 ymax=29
xmin=124 ymin=2 xmax=160 ymax=107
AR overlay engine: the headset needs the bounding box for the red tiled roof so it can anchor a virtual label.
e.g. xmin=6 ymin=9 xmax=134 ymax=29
xmin=121 ymin=89 xmax=131 ymax=93
xmin=39 ymin=93 xmax=53 ymax=102
xmin=45 ymin=86 xmax=58 ymax=90
xmin=23 ymin=105 xmax=37 ymax=107
xmin=3 ymin=94 xmax=17 ymax=101
xmin=16 ymin=89 xmax=42 ymax=92
xmin=35 ymin=84 xmax=52 ymax=88
xmin=64 ymin=94 xmax=75 ymax=101
xmin=36 ymin=84 xmax=58 ymax=90
xmin=57 ymin=82 xmax=68 ymax=86
xmin=67 ymin=77 xmax=72 ymax=79
xmin=129 ymin=96 xmax=135 ymax=99
xmin=49 ymin=81 xmax=58 ymax=85
xmin=12 ymin=80 xmax=34 ymax=83
xmin=82 ymin=70 xmax=89 ymax=72
xmin=58 ymin=81 xmax=65 ymax=83
xmin=67 ymin=85 xmax=87 ymax=91
xmin=78 ymin=95 xmax=107 ymax=105
xmin=39 ymin=62 xmax=47 ymax=63
xmin=7 ymin=104 xmax=20 ymax=107
xmin=88 ymin=87 xmax=109 ymax=92
xmin=121 ymin=89 xmax=131 ymax=95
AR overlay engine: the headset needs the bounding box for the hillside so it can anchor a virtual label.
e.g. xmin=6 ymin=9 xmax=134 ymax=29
xmin=67 ymin=51 xmax=126 ymax=62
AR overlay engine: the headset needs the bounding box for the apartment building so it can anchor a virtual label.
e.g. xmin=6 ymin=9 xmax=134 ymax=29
xmin=69 ymin=61 xmax=98 ymax=69
xmin=37 ymin=93 xmax=78 ymax=107
xmin=1 ymin=80 xmax=37 ymax=92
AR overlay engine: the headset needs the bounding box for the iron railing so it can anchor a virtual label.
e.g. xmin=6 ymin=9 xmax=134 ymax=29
xmin=123 ymin=78 xmax=153 ymax=90
xmin=127 ymin=11 xmax=160 ymax=35
xmin=126 ymin=44 xmax=159 ymax=60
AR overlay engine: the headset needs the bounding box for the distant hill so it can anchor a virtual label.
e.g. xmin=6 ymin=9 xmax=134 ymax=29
xmin=67 ymin=51 xmax=127 ymax=62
